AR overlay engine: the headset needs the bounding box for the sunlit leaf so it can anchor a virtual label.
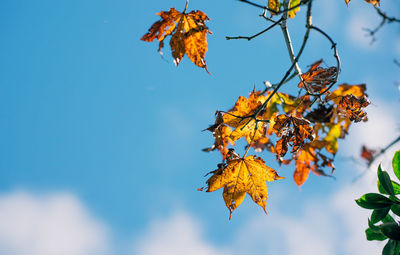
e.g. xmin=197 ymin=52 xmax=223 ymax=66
xmin=141 ymin=8 xmax=211 ymax=71
xmin=206 ymin=153 xmax=283 ymax=218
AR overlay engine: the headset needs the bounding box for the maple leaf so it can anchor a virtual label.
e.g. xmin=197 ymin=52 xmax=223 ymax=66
xmin=288 ymin=0 xmax=301 ymax=18
xmin=299 ymin=60 xmax=337 ymax=93
xmin=294 ymin=146 xmax=334 ymax=186
xmin=272 ymin=114 xmax=314 ymax=157
xmin=364 ymin=0 xmax=380 ymax=6
xmin=361 ymin=145 xmax=375 ymax=163
xmin=268 ymin=0 xmax=280 ymax=15
xmin=337 ymin=94 xmax=370 ymax=122
xmin=203 ymin=112 xmax=234 ymax=158
xmin=222 ymin=91 xmax=269 ymax=144
xmin=325 ymin=83 xmax=367 ymax=104
xmin=206 ymin=153 xmax=283 ymax=218
xmin=305 ymin=104 xmax=334 ymax=123
xmin=141 ymin=8 xmax=211 ymax=71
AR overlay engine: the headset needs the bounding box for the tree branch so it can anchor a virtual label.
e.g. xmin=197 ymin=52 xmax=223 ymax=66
xmin=280 ymin=0 xmax=303 ymax=80
xmin=353 ymin=135 xmax=400 ymax=183
xmin=305 ymin=25 xmax=341 ymax=102
xmin=237 ymin=0 xmax=310 ymax=16
xmin=364 ymin=6 xmax=400 ymax=43
xmin=226 ymin=18 xmax=283 ymax=40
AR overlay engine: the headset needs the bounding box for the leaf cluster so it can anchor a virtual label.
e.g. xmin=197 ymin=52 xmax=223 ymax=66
xmin=202 ymin=60 xmax=370 ymax=217
xmin=356 ymin=150 xmax=400 ymax=255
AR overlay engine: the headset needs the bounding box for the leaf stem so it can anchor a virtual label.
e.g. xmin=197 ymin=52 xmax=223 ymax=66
xmin=183 ymin=0 xmax=189 ymax=13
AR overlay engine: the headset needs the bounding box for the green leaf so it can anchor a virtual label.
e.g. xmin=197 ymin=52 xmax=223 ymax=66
xmin=391 ymin=204 xmax=400 ymax=217
xmin=382 ymin=213 xmax=395 ymax=223
xmin=369 ymin=218 xmax=380 ymax=231
xmin=381 ymin=222 xmax=400 ymax=241
xmin=395 ymin=241 xmax=400 ymax=255
xmin=356 ymin=193 xmax=394 ymax=209
xmin=371 ymin=207 xmax=390 ymax=224
xmin=378 ymin=180 xmax=400 ymax=195
xmin=378 ymin=165 xmax=395 ymax=196
xmin=383 ymin=240 xmax=397 ymax=255
xmin=366 ymin=228 xmax=388 ymax=241
xmin=393 ymin=150 xmax=400 ymax=181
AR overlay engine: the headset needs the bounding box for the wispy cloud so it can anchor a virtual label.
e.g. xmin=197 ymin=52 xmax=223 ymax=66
xmin=134 ymin=211 xmax=230 ymax=255
xmin=0 ymin=191 xmax=110 ymax=255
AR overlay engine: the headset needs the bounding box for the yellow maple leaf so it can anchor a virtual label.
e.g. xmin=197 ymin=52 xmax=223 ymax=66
xmin=222 ymin=91 xmax=268 ymax=143
xmin=325 ymin=84 xmax=367 ymax=104
xmin=141 ymin=8 xmax=211 ymax=71
xmin=268 ymin=0 xmax=280 ymax=15
xmin=206 ymin=154 xmax=283 ymax=218
xmin=288 ymin=0 xmax=300 ymax=18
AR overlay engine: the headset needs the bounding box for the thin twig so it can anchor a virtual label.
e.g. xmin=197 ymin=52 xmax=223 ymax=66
xmin=226 ymin=18 xmax=283 ymax=41
xmin=368 ymin=136 xmax=400 ymax=168
xmin=237 ymin=0 xmax=310 ymax=16
xmin=261 ymin=72 xmax=298 ymax=94
xmin=305 ymin=25 xmax=341 ymax=105
xmin=280 ymin=0 xmax=303 ymax=80
xmin=221 ymin=1 xmax=313 ymax=140
xmin=253 ymin=0 xmax=313 ymax=118
xmin=243 ymin=123 xmax=259 ymax=157
xmin=364 ymin=6 xmax=400 ymax=43
xmin=353 ymin=135 xmax=400 ymax=183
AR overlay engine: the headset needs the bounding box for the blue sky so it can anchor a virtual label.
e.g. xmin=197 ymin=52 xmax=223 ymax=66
xmin=0 ymin=0 xmax=400 ymax=254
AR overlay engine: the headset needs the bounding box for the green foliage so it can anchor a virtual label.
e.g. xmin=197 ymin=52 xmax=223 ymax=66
xmin=356 ymin=149 xmax=400 ymax=255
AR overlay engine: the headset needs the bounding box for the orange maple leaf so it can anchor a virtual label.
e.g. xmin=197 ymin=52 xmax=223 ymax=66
xmin=141 ymin=8 xmax=211 ymax=72
xmin=361 ymin=145 xmax=375 ymax=162
xmin=337 ymin=94 xmax=370 ymax=122
xmin=364 ymin=0 xmax=380 ymax=6
xmin=294 ymin=146 xmax=334 ymax=186
xmin=206 ymin=152 xmax=283 ymax=218
xmin=299 ymin=60 xmax=337 ymax=93
xmin=272 ymin=114 xmax=314 ymax=157
xmin=203 ymin=112 xmax=235 ymax=158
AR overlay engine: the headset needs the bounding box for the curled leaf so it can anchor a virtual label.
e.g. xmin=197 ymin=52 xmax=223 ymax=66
xmin=299 ymin=60 xmax=337 ymax=93
xmin=141 ymin=8 xmax=212 ymax=71
xmin=337 ymin=94 xmax=370 ymax=122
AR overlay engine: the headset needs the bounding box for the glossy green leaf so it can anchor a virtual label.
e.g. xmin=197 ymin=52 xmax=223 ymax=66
xmin=371 ymin=207 xmax=390 ymax=224
xmin=393 ymin=150 xmax=400 ymax=181
xmin=383 ymin=240 xmax=397 ymax=255
xmin=356 ymin=193 xmax=393 ymax=209
xmin=395 ymin=241 xmax=400 ymax=255
xmin=378 ymin=165 xmax=395 ymax=196
xmin=369 ymin=218 xmax=380 ymax=231
xmin=381 ymin=222 xmax=400 ymax=241
xmin=366 ymin=228 xmax=388 ymax=241
xmin=378 ymin=180 xmax=400 ymax=195
xmin=392 ymin=204 xmax=400 ymax=217
xmin=382 ymin=213 xmax=395 ymax=223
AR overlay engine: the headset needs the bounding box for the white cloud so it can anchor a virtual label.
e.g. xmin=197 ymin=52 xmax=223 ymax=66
xmin=0 ymin=191 xmax=110 ymax=255
xmin=346 ymin=11 xmax=379 ymax=50
xmin=342 ymin=98 xmax=400 ymax=175
xmin=134 ymin=211 xmax=229 ymax=255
